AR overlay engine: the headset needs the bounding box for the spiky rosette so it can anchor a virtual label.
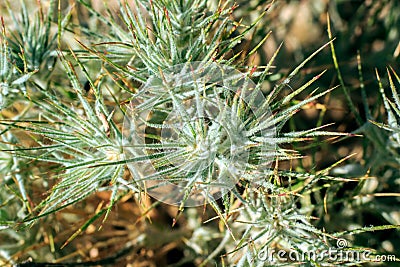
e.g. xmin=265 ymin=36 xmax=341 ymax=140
xmin=123 ymin=61 xmax=276 ymax=207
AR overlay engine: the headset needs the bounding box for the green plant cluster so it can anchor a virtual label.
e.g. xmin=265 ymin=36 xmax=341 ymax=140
xmin=0 ymin=0 xmax=399 ymax=266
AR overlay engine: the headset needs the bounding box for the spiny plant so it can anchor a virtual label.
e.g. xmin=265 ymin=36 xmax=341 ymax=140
xmin=3 ymin=0 xmax=338 ymax=215
xmin=5 ymin=0 xmax=57 ymax=73
xmin=0 ymin=18 xmax=35 ymax=109
xmin=229 ymin=187 xmax=331 ymax=266
xmin=0 ymin=14 xmax=36 ymax=225
xmin=74 ymin=0 xmax=352 ymax=213
xmin=0 ymin=0 xmax=399 ymax=266
xmin=323 ymin=12 xmax=400 ymax=266
xmin=2 ymin=0 xmax=343 ymax=219
xmin=375 ymin=68 xmax=400 ymax=164
xmin=74 ymin=0 xmax=274 ymax=87
xmin=123 ymin=58 xmax=348 ymax=210
xmin=2 ymin=56 xmax=127 ymax=220
xmin=226 ymin=173 xmax=385 ymax=267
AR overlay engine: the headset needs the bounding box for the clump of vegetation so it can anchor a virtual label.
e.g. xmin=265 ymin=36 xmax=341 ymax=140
xmin=0 ymin=0 xmax=399 ymax=266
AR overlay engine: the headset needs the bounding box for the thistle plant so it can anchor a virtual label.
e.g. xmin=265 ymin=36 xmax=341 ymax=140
xmin=3 ymin=54 xmax=130 ymax=220
xmin=230 ymin=190 xmax=330 ymax=266
xmin=0 ymin=1 xmax=399 ymax=266
xmin=75 ymin=0 xmax=267 ymax=84
xmin=6 ymin=0 xmax=57 ymax=73
xmin=0 ymin=16 xmax=34 ymax=220
xmin=324 ymin=10 xmax=400 ymax=265
xmin=225 ymin=173 xmax=377 ymax=267
xmin=375 ymin=68 xmax=400 ymax=164
xmin=0 ymin=19 xmax=35 ymax=109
